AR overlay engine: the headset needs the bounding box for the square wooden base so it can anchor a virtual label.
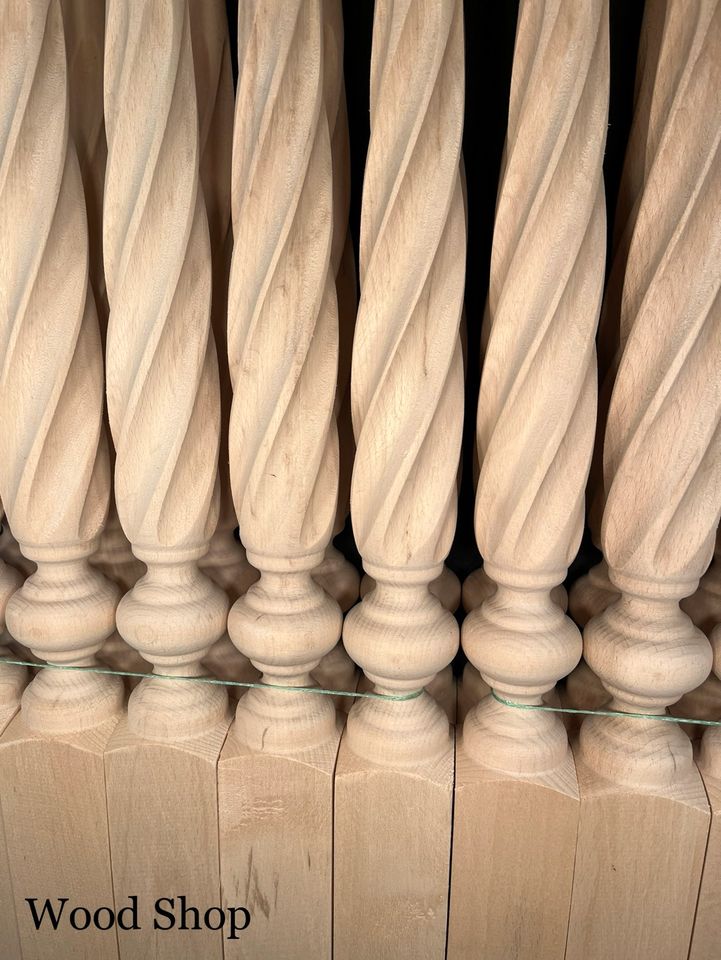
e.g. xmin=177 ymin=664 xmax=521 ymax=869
xmin=0 ymin=712 xmax=120 ymax=960
xmin=688 ymin=769 xmax=721 ymax=960
xmin=105 ymin=715 xmax=231 ymax=960
xmin=0 ymin=705 xmax=20 ymax=960
xmin=333 ymin=731 xmax=454 ymax=960
xmin=447 ymin=737 xmax=579 ymax=960
xmin=218 ymin=719 xmax=342 ymax=959
xmin=566 ymin=751 xmax=709 ymax=960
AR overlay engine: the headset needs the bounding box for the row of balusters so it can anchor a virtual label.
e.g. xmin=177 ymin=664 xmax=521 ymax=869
xmin=0 ymin=0 xmax=720 ymax=958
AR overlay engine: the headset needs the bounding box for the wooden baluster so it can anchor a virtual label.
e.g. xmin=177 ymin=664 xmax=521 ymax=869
xmin=217 ymin=3 xmax=342 ymax=956
xmin=103 ymin=2 xmax=230 ymax=956
xmin=189 ymin=0 xmax=260 ymax=692
xmin=311 ymin=0 xmax=359 ymax=619
xmin=311 ymin=0 xmax=359 ymax=704
xmin=60 ymin=0 xmax=147 ymax=681
xmin=334 ymin=1 xmax=465 ymax=956
xmin=0 ymin=2 xmax=123 ymax=956
xmin=566 ymin=3 xmax=721 ymax=957
xmin=569 ymin=5 xmax=671 ymax=632
xmin=448 ymin=3 xmax=608 ymax=958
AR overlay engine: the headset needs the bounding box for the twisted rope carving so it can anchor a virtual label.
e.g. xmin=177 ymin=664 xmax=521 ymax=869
xmin=61 ymin=0 xmax=107 ymax=324
xmin=0 ymin=0 xmax=109 ymax=555
xmin=104 ymin=0 xmax=220 ymax=554
xmin=474 ymin=0 xmax=607 ymax=583
xmin=350 ymin=0 xmax=465 ymax=571
xmin=601 ymin=3 xmax=721 ymax=596
xmin=228 ymin=0 xmax=338 ymax=562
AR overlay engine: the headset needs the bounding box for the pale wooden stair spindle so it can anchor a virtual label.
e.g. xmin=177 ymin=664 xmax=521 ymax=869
xmin=566 ymin=3 xmax=721 ymax=957
xmin=59 ymin=0 xmax=144 ymax=600
xmin=334 ymin=1 xmax=465 ymax=956
xmin=61 ymin=0 xmax=147 ymax=679
xmin=568 ymin=2 xmax=670 ymax=631
xmin=449 ymin=3 xmax=609 ymax=958
xmin=0 ymin=3 xmax=123 ymax=956
xmin=189 ymin=0 xmax=260 ymax=691
xmin=103 ymin=3 xmax=230 ymax=956
xmin=218 ymin=3 xmax=342 ymax=956
xmin=311 ymin=0 xmax=360 ymax=620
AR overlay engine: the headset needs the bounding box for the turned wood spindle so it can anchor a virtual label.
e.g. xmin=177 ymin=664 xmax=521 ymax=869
xmin=577 ymin=7 xmax=721 ymax=795
xmin=567 ymin=4 xmax=721 ymax=957
xmin=311 ymin=0 xmax=360 ymax=619
xmin=226 ymin=0 xmax=341 ymax=753
xmin=189 ymin=0 xmax=260 ymax=689
xmin=569 ymin=5 xmax=673 ymax=630
xmin=104 ymin=0 xmax=227 ymax=741
xmin=0 ymin=0 xmax=123 ymax=734
xmin=334 ymin=3 xmax=464 ymax=957
xmin=341 ymin=0 xmax=465 ymax=766
xmin=449 ymin=4 xmax=608 ymax=958
xmin=461 ymin=0 xmax=608 ymax=777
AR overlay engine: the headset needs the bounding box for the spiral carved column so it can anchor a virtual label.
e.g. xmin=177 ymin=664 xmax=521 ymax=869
xmin=102 ymin=4 xmax=231 ymax=956
xmin=189 ymin=0 xmax=260 ymax=690
xmin=218 ymin=4 xmax=342 ymax=957
xmin=449 ymin=4 xmax=609 ymax=958
xmin=334 ymin=2 xmax=465 ymax=957
xmin=567 ymin=4 xmax=721 ymax=958
xmin=61 ymin=0 xmax=146 ymax=678
xmin=0 ymin=3 xmax=123 ymax=954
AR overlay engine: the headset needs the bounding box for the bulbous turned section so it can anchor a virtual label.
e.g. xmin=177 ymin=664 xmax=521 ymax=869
xmin=0 ymin=557 xmax=26 ymax=708
xmin=580 ymin=588 xmax=712 ymax=787
xmin=462 ymin=577 xmax=582 ymax=774
xmin=313 ymin=544 xmax=360 ymax=613
xmin=200 ymin=526 xmax=259 ymax=690
xmin=362 ymin=564 xmax=461 ymax=614
xmin=7 ymin=543 xmax=123 ymax=734
xmin=343 ymin=564 xmax=457 ymax=765
xmin=568 ymin=559 xmax=618 ymax=627
xmin=93 ymin=510 xmax=148 ymax=675
xmin=681 ymin=544 xmax=721 ymax=635
xmin=229 ymin=555 xmax=342 ymax=751
xmin=117 ymin=547 xmax=229 ymax=740
xmin=462 ymin=565 xmax=568 ymax=614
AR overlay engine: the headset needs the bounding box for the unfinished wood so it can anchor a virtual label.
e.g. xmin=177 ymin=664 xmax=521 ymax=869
xmin=220 ymin=4 xmax=343 ymax=956
xmin=311 ymin=0 xmax=359 ymax=617
xmin=449 ymin=735 xmax=578 ymax=960
xmin=361 ymin=565 xmax=461 ymax=613
xmin=104 ymin=0 xmax=228 ymax=740
xmin=451 ymin=3 xmax=608 ymax=957
xmin=462 ymin=565 xmax=566 ymax=614
xmin=0 ymin=713 xmax=119 ymax=960
xmin=0 ymin=706 xmax=20 ymax=959
xmin=219 ymin=716 xmax=341 ymax=959
xmin=566 ymin=752 xmax=710 ymax=960
xmin=189 ymin=0 xmax=259 ymax=691
xmin=105 ymin=717 xmax=229 ymax=960
xmin=0 ymin=0 xmax=123 ymax=735
xmin=334 ymin=734 xmax=454 ymax=960
xmin=335 ymin=1 xmax=465 ymax=955
xmin=574 ymin=4 xmax=721 ymax=955
xmin=692 ymin=740 xmax=721 ymax=959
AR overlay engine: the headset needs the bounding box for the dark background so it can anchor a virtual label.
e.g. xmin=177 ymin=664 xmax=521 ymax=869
xmin=225 ymin=0 xmax=647 ymax=606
